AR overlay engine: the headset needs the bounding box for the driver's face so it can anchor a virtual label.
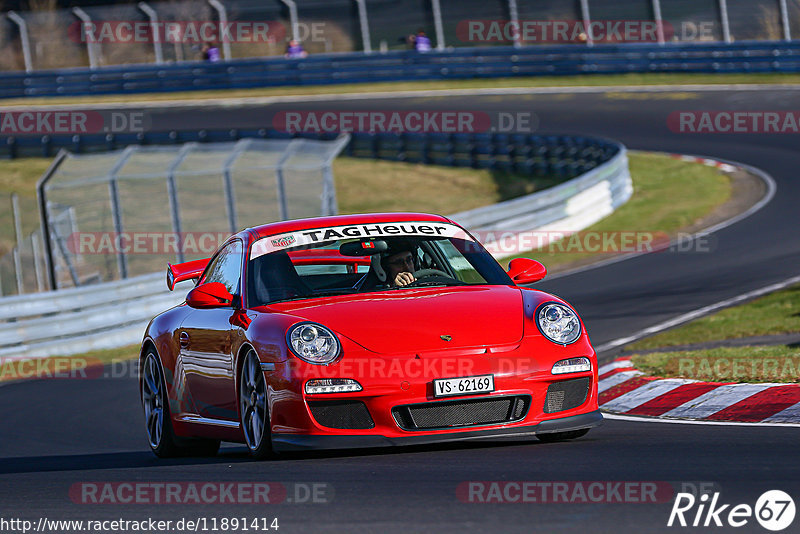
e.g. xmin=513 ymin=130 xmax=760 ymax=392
xmin=385 ymin=251 xmax=414 ymax=279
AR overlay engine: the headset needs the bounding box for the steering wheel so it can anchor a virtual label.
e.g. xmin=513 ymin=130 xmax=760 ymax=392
xmin=412 ymin=268 xmax=451 ymax=280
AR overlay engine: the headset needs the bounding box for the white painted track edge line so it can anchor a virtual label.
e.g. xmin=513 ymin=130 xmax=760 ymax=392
xmin=544 ymin=152 xmax=777 ymax=281
xmin=595 ymin=273 xmax=800 ymax=353
xmin=602 ymin=412 xmax=800 ymax=428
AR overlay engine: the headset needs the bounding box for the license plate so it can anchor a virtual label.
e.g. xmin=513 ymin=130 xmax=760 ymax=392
xmin=433 ymin=374 xmax=494 ymax=398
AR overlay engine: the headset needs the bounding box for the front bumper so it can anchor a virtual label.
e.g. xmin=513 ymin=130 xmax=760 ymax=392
xmin=271 ymin=409 xmax=602 ymax=452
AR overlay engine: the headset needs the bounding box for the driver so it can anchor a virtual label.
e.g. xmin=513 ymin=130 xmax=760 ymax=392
xmin=382 ymin=240 xmax=417 ymax=287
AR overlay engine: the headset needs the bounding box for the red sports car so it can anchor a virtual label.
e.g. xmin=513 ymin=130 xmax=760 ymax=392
xmin=140 ymin=213 xmax=601 ymax=458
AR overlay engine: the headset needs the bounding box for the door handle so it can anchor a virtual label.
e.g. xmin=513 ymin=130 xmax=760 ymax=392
xmin=179 ymin=331 xmax=190 ymax=348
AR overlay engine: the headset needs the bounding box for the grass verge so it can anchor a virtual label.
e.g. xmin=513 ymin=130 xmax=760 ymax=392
xmin=631 ymin=345 xmax=800 ymax=384
xmin=0 ymin=344 xmax=140 ymax=383
xmin=625 ymin=283 xmax=800 ymax=383
xmin=503 ymin=152 xmax=731 ymax=271
xmin=627 ymin=284 xmax=800 ymax=350
xmin=2 ymin=72 xmax=800 ymax=108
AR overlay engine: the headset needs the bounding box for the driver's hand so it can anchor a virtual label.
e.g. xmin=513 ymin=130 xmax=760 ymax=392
xmin=394 ymin=272 xmax=416 ymax=286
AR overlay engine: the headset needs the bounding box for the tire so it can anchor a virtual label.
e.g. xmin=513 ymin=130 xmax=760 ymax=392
xmin=239 ymin=349 xmax=273 ymax=459
xmin=141 ymin=350 xmax=221 ymax=458
xmin=141 ymin=350 xmax=183 ymax=458
xmin=536 ymin=428 xmax=590 ymax=443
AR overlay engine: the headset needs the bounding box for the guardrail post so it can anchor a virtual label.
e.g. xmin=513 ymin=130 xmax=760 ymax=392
xmin=651 ymin=0 xmax=665 ymax=45
xmin=166 ymin=144 xmax=196 ymax=264
xmin=354 ymin=0 xmax=372 ymax=53
xmin=137 ymin=2 xmax=164 ymax=64
xmin=321 ymin=134 xmax=349 ymax=215
xmin=507 ymin=0 xmax=522 ymax=48
xmin=11 ymin=193 xmax=25 ymax=294
xmin=108 ymin=147 xmax=136 ymax=280
xmin=275 ymin=139 xmax=303 ymax=220
xmin=32 ymin=232 xmax=45 ymax=292
xmin=208 ymin=0 xmax=232 ymax=61
xmin=6 ymin=11 xmax=33 ymax=72
xmin=221 ymin=139 xmax=252 ymax=234
xmin=72 ymin=7 xmax=100 ymax=69
xmin=279 ymin=0 xmax=300 ymax=43
xmin=779 ymin=0 xmax=792 ymax=41
xmin=37 ymin=150 xmax=68 ymax=291
xmin=12 ymin=249 xmax=22 ymax=295
xmin=579 ymin=0 xmax=594 ymax=46
xmin=431 ymin=0 xmax=446 ymax=50
xmin=718 ymin=0 xmax=732 ymax=43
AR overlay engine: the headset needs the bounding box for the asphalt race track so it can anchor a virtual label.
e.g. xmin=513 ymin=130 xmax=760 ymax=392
xmin=1 ymin=87 xmax=799 ymax=533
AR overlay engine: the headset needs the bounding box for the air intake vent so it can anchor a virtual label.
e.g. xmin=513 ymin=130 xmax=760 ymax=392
xmin=544 ymin=377 xmax=590 ymax=413
xmin=308 ymin=400 xmax=374 ymax=429
xmin=393 ymin=395 xmax=531 ymax=431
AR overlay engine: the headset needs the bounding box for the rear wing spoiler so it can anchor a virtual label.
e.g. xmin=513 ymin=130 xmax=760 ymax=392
xmin=166 ymin=258 xmax=210 ymax=291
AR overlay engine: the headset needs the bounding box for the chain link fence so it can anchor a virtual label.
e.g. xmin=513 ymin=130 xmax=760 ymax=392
xmin=0 ymin=135 xmax=348 ymax=295
xmin=1 ymin=0 xmax=799 ymax=71
xmin=0 ymin=193 xmax=48 ymax=297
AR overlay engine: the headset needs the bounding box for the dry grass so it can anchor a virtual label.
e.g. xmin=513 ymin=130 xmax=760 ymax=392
xmin=627 ymin=284 xmax=800 ymax=350
xmin=503 ymin=153 xmax=731 ymax=271
xmin=333 ymin=157 xmax=554 ymax=215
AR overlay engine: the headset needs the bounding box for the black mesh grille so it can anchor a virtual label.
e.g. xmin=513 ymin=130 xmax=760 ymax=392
xmin=393 ymin=395 xmax=530 ymax=431
xmin=544 ymin=378 xmax=590 ymax=413
xmin=308 ymin=400 xmax=375 ymax=429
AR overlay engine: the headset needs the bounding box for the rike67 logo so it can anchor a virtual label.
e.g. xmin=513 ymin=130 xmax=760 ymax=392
xmin=668 ymin=490 xmax=795 ymax=531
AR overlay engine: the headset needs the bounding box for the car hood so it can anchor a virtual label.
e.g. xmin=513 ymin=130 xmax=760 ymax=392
xmin=267 ymin=285 xmax=524 ymax=354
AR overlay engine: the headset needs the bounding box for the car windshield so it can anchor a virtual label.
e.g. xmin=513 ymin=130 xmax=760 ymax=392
xmin=246 ymin=233 xmax=512 ymax=306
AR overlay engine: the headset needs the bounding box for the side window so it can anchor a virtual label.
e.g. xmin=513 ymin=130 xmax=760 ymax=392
xmin=433 ymin=239 xmax=487 ymax=284
xmin=203 ymin=240 xmax=243 ymax=295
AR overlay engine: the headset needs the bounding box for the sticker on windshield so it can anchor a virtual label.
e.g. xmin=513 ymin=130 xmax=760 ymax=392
xmin=251 ymin=221 xmax=472 ymax=259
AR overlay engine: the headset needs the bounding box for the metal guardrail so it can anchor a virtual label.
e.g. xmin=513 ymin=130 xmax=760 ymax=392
xmin=0 ymin=41 xmax=799 ymax=99
xmin=0 ymin=132 xmax=630 ymax=362
xmin=452 ymin=144 xmax=630 ymax=232
xmin=0 ymin=272 xmax=163 ymax=322
xmin=451 ymin=143 xmax=631 ymax=258
xmin=0 ymin=272 xmax=189 ymax=360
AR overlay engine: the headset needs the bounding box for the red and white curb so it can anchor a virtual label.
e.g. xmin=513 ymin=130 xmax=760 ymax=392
xmin=670 ymin=154 xmax=738 ymax=173
xmin=598 ymin=358 xmax=800 ymax=423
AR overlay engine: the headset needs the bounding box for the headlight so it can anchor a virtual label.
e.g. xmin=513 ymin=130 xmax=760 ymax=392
xmin=287 ymin=322 xmax=341 ymax=365
xmin=536 ymin=302 xmax=581 ymax=345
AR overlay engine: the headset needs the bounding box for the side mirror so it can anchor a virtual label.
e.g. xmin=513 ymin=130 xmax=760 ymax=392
xmin=507 ymin=258 xmax=547 ymax=284
xmin=186 ymin=282 xmax=234 ymax=309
